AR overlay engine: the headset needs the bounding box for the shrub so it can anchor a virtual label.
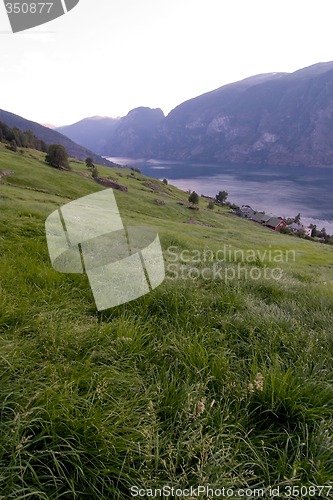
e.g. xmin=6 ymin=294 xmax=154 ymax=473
xmin=188 ymin=191 xmax=199 ymax=206
xmin=45 ymin=144 xmax=69 ymax=169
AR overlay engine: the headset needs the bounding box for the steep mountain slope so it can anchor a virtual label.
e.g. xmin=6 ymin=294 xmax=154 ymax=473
xmin=56 ymin=116 xmax=119 ymax=155
xmin=0 ymin=109 xmax=113 ymax=166
xmin=151 ymin=62 xmax=333 ymax=166
xmin=104 ymin=107 xmax=165 ymax=157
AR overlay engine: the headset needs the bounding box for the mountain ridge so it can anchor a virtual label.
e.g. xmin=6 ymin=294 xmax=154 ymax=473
xmin=0 ymin=109 xmax=114 ymax=166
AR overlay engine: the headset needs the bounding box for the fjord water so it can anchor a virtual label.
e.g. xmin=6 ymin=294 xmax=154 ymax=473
xmin=108 ymin=158 xmax=333 ymax=234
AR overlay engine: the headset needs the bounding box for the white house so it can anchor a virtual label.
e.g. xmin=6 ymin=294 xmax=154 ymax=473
xmin=288 ymin=223 xmax=312 ymax=236
xmin=239 ymin=205 xmax=256 ymax=218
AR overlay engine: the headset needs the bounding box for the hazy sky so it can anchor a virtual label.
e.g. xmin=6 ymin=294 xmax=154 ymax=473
xmin=1 ymin=0 xmax=333 ymax=125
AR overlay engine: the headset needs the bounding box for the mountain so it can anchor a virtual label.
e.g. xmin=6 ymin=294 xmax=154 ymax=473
xmin=150 ymin=62 xmax=333 ymax=166
xmin=56 ymin=108 xmax=165 ymax=157
xmin=104 ymin=107 xmax=165 ymax=157
xmin=56 ymin=116 xmax=119 ymax=155
xmin=0 ymin=109 xmax=113 ymax=166
xmin=58 ymin=62 xmax=333 ymax=167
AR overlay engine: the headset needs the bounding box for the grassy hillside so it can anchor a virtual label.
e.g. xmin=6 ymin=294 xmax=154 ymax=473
xmin=1 ymin=144 xmax=333 ymax=499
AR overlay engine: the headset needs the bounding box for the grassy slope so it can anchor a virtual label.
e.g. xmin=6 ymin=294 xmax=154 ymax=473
xmin=1 ymin=144 xmax=333 ymax=498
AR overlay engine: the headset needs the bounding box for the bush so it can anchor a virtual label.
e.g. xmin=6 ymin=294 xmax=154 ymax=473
xmin=45 ymin=144 xmax=69 ymax=170
xmin=188 ymin=191 xmax=199 ymax=206
xmin=280 ymin=226 xmax=293 ymax=235
xmin=5 ymin=140 xmax=17 ymax=152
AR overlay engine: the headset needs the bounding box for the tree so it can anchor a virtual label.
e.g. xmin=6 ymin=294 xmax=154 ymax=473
xmin=45 ymin=144 xmax=69 ymax=169
xmin=294 ymin=212 xmax=301 ymax=224
xmin=91 ymin=165 xmax=99 ymax=178
xmin=207 ymin=200 xmax=215 ymax=209
xmin=309 ymin=224 xmax=317 ymax=237
xmin=162 ymin=178 xmax=168 ymax=185
xmin=9 ymin=140 xmax=17 ymax=152
xmin=320 ymin=227 xmax=328 ymax=240
xmin=215 ymin=190 xmax=228 ymax=204
xmin=85 ymin=156 xmax=98 ymax=177
xmin=85 ymin=157 xmax=94 ymax=170
xmin=188 ymin=191 xmax=199 ymax=206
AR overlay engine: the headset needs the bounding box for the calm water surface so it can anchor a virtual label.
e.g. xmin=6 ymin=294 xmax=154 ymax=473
xmin=107 ymin=157 xmax=333 ymax=234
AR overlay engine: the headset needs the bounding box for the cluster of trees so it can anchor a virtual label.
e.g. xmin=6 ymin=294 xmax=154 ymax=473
xmin=0 ymin=121 xmax=47 ymax=152
xmin=0 ymin=120 xmax=72 ymax=172
xmin=309 ymin=224 xmax=332 ymax=242
xmin=0 ymin=121 xmax=73 ymax=172
xmin=188 ymin=189 xmax=229 ymax=208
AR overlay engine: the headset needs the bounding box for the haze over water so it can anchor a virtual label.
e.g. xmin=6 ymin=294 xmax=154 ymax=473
xmin=108 ymin=158 xmax=333 ymax=234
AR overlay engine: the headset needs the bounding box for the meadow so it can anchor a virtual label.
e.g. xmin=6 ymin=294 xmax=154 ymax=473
xmin=1 ymin=144 xmax=333 ymax=499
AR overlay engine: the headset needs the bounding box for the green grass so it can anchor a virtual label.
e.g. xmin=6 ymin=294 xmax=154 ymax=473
xmin=1 ymin=144 xmax=333 ymax=498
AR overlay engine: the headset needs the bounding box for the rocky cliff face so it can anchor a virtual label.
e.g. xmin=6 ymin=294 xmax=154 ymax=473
xmin=150 ymin=62 xmax=333 ymax=166
xmin=106 ymin=107 xmax=165 ymax=157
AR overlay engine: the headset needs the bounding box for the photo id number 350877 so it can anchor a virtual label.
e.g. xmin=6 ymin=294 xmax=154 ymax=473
xmin=5 ymin=3 xmax=53 ymax=14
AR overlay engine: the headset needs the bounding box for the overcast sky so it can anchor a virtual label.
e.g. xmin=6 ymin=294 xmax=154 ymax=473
xmin=1 ymin=0 xmax=333 ymax=126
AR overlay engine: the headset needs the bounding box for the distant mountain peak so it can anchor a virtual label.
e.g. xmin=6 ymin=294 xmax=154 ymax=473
xmin=125 ymin=107 xmax=165 ymax=118
xmin=41 ymin=123 xmax=58 ymax=129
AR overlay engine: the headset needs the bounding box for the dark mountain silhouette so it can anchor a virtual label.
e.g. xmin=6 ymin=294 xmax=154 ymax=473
xmin=0 ymin=109 xmax=113 ymax=166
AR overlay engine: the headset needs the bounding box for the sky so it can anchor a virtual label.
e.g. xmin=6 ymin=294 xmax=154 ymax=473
xmin=1 ymin=0 xmax=333 ymax=126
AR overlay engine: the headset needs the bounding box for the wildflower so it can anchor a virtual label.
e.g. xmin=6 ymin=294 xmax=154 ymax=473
xmin=248 ymin=372 xmax=264 ymax=393
xmin=248 ymin=382 xmax=255 ymax=393
xmin=254 ymin=372 xmax=264 ymax=391
xmin=96 ymin=379 xmax=108 ymax=398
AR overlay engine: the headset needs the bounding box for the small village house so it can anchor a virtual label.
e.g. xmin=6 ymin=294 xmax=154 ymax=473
xmin=264 ymin=217 xmax=288 ymax=232
xmin=251 ymin=212 xmax=272 ymax=224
